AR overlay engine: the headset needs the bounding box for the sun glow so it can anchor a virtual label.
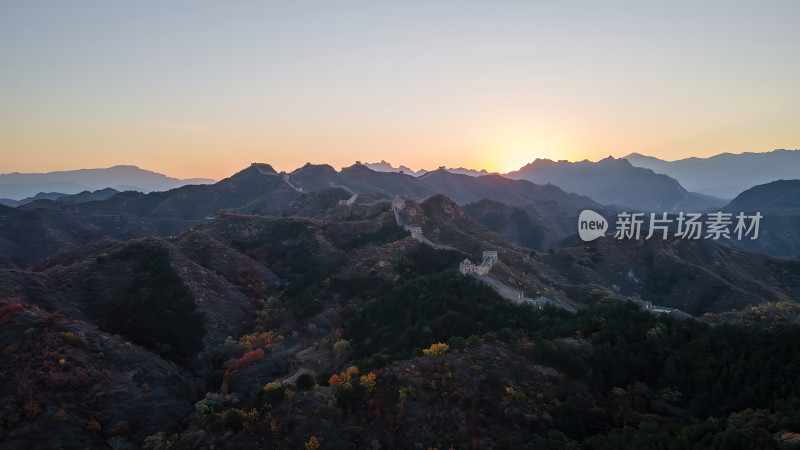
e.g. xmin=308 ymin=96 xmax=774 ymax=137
xmin=473 ymin=123 xmax=581 ymax=173
xmin=488 ymin=147 xmax=576 ymax=174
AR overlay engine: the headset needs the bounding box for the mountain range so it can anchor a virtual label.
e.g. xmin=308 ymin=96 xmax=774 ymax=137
xmin=8 ymin=149 xmax=797 ymax=215
xmin=369 ymin=150 xmax=799 ymax=213
xmin=362 ymin=160 xmax=494 ymax=178
xmin=2 ymin=159 xmax=800 ymax=448
xmin=0 ymin=163 xmax=599 ymax=267
xmin=0 ymin=188 xmax=119 ymax=208
xmin=506 ymin=156 xmax=728 ymax=212
xmin=0 ymin=165 xmax=215 ymax=200
xmin=625 ymin=149 xmax=800 ymax=198
xmin=4 ymin=161 xmax=799 ymax=260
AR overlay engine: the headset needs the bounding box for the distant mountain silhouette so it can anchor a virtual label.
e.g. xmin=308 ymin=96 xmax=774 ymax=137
xmin=0 ymin=188 xmax=119 ymax=207
xmin=0 ymin=165 xmax=215 ymax=200
xmin=363 ymin=160 xmax=424 ymax=176
xmin=30 ymin=164 xmax=298 ymax=219
xmin=362 ymin=160 xmax=494 ymax=177
xmin=625 ymin=149 xmax=800 ymax=198
xmin=441 ymin=167 xmax=494 ymax=177
xmin=3 ymin=164 xmax=300 ymax=248
xmin=6 ymin=163 xmax=598 ymax=267
xmin=287 ymin=163 xmax=600 ymax=210
xmin=0 ymin=192 xmax=66 ymax=207
xmin=56 ymin=187 xmax=120 ymax=204
xmin=506 ymin=156 xmax=726 ymax=212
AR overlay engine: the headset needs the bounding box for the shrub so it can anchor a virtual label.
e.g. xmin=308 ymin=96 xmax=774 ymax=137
xmin=334 ymin=382 xmax=356 ymax=408
xmin=328 ymin=374 xmax=340 ymax=387
xmin=305 ymin=436 xmax=324 ymax=450
xmin=112 ymin=420 xmax=131 ymax=437
xmin=24 ymin=401 xmax=41 ymax=419
xmin=333 ymin=340 xmax=351 ymax=358
xmin=447 ymin=336 xmax=467 ymax=350
xmin=61 ymin=332 xmax=86 ymax=346
xmin=340 ymin=366 xmax=359 ymax=384
xmin=423 ymin=342 xmax=449 ymax=356
xmin=262 ymin=381 xmax=286 ymax=404
xmin=0 ymin=300 xmax=24 ymax=325
xmin=296 ymin=373 xmax=315 ymax=390
xmin=53 ymin=409 xmax=68 ymax=421
xmin=194 ymin=393 xmax=223 ymax=417
xmin=360 ymin=372 xmax=377 ymax=395
xmin=142 ymin=432 xmax=166 ymax=449
xmin=224 ymin=349 xmax=264 ymax=372
xmin=222 ymin=409 xmax=245 ymax=432
xmin=367 ymin=353 xmax=390 ymax=368
xmin=87 ymin=417 xmax=101 ymax=433
xmin=240 ymin=331 xmax=284 ymax=350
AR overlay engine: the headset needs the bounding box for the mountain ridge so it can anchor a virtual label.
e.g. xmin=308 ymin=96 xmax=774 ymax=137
xmin=624 ymin=149 xmax=800 ymax=198
xmin=506 ymin=156 xmax=726 ymax=212
xmin=0 ymin=165 xmax=216 ymax=200
xmin=2 ymin=170 xmax=800 ymax=447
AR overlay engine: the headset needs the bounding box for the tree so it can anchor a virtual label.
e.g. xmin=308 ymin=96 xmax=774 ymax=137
xmin=262 ymin=381 xmax=286 ymax=403
xmin=87 ymin=417 xmax=101 ymax=433
xmin=53 ymin=409 xmax=68 ymax=422
xmin=296 ymin=373 xmax=315 ymax=390
xmin=24 ymin=401 xmax=41 ymax=419
xmin=360 ymin=372 xmax=377 ymax=395
xmin=224 ymin=348 xmax=264 ymax=372
xmin=333 ymin=340 xmax=351 ymax=358
xmin=305 ymin=436 xmax=323 ymax=450
xmin=328 ymin=374 xmax=340 ymax=387
xmin=423 ymin=342 xmax=449 ymax=356
xmin=447 ymin=336 xmax=467 ymax=350
xmin=112 ymin=420 xmax=131 ymax=437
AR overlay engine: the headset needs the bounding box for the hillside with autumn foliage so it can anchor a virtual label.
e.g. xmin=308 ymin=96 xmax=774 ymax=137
xmin=1 ymin=164 xmax=799 ymax=449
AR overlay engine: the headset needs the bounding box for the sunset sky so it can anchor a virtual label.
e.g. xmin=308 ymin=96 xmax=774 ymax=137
xmin=2 ymin=1 xmax=799 ymax=180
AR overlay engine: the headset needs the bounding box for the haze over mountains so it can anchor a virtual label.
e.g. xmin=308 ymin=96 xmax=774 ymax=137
xmin=363 ymin=160 xmax=493 ymax=178
xmin=5 ymin=149 xmax=796 ymax=211
xmin=365 ymin=149 xmax=800 ymax=212
xmin=0 ymin=165 xmax=215 ymax=200
xmin=4 ymin=154 xmax=799 ymax=258
xmin=506 ymin=156 xmax=727 ymax=212
xmin=0 ymin=163 xmax=598 ymax=259
xmin=625 ymin=149 xmax=800 ymax=198
xmin=0 ymin=188 xmax=119 ymax=208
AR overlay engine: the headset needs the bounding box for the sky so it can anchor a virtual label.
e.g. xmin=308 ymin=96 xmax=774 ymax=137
xmin=2 ymin=0 xmax=799 ymax=180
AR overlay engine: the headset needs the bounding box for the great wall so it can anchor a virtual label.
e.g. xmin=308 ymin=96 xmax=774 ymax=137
xmin=248 ymin=163 xmax=304 ymax=192
xmin=389 ymin=197 xmax=575 ymax=310
xmin=272 ymin=167 xmax=692 ymax=318
xmin=328 ymin=182 xmax=358 ymax=206
xmin=391 ymin=198 xmax=459 ymax=252
xmin=388 ymin=195 xmax=690 ymax=317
